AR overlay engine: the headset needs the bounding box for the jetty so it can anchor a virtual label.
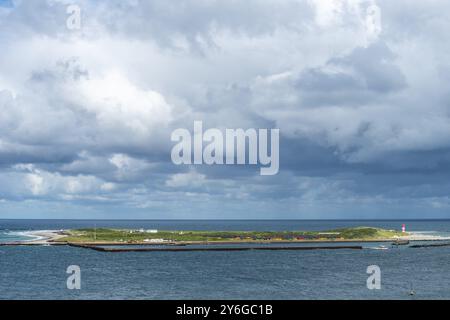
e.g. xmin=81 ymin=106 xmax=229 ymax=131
xmin=410 ymin=242 xmax=450 ymax=248
xmin=67 ymin=243 xmax=364 ymax=252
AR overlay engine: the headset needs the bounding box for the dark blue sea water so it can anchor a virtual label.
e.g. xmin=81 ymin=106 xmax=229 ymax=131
xmin=0 ymin=220 xmax=449 ymax=300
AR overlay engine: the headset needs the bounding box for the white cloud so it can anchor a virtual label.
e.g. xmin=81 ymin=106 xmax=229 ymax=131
xmin=75 ymin=71 xmax=173 ymax=138
xmin=109 ymin=153 xmax=155 ymax=182
xmin=165 ymin=170 xmax=207 ymax=188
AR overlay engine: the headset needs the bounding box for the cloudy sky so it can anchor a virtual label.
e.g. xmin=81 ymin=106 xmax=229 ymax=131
xmin=1 ymin=0 xmax=450 ymax=219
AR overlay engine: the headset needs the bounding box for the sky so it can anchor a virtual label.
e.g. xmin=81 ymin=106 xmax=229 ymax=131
xmin=1 ymin=0 xmax=450 ymax=219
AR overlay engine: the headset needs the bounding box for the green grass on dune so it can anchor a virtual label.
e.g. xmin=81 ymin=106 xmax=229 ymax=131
xmin=325 ymin=227 xmax=403 ymax=239
xmin=57 ymin=227 xmax=405 ymax=243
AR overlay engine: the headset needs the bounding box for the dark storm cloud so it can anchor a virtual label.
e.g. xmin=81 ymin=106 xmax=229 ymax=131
xmin=295 ymin=43 xmax=407 ymax=107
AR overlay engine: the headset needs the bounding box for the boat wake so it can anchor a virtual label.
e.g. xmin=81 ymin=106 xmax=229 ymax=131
xmin=365 ymin=245 xmax=389 ymax=250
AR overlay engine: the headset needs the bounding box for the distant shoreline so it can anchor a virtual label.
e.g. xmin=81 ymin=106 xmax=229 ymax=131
xmin=2 ymin=218 xmax=450 ymax=221
xmin=3 ymin=228 xmax=450 ymax=246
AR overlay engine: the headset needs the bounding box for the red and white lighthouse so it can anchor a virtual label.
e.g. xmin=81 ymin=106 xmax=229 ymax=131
xmin=401 ymin=224 xmax=406 ymax=233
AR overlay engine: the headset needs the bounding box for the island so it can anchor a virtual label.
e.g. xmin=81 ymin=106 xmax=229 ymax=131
xmin=4 ymin=227 xmax=450 ymax=252
xmin=54 ymin=227 xmax=407 ymax=245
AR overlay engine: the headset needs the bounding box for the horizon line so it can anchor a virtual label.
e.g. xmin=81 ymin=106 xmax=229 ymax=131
xmin=1 ymin=218 xmax=450 ymax=221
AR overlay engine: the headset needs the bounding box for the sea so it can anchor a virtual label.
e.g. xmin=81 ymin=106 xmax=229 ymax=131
xmin=0 ymin=219 xmax=449 ymax=300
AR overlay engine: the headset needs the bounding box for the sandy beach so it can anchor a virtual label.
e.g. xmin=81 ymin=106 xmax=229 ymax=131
xmin=405 ymin=232 xmax=450 ymax=241
xmin=20 ymin=230 xmax=67 ymax=244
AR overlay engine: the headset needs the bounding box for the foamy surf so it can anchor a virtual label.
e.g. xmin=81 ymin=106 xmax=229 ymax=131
xmin=0 ymin=230 xmax=57 ymax=243
xmin=0 ymin=231 xmax=39 ymax=243
xmin=407 ymin=231 xmax=450 ymax=240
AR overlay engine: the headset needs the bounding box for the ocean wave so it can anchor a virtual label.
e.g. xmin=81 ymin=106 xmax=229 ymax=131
xmin=0 ymin=230 xmax=44 ymax=242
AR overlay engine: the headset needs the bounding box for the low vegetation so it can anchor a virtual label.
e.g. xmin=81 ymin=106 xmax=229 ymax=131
xmin=57 ymin=227 xmax=405 ymax=244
